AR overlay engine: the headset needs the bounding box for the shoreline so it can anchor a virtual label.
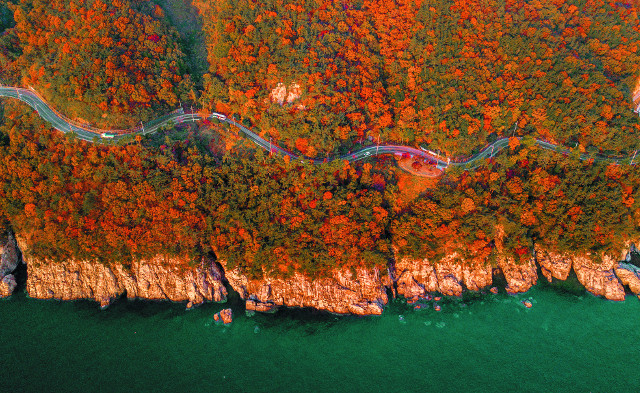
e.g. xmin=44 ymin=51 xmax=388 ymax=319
xmin=3 ymin=233 xmax=639 ymax=315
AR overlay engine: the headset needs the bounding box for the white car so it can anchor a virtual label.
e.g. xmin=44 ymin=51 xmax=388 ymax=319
xmin=212 ymin=113 xmax=227 ymax=120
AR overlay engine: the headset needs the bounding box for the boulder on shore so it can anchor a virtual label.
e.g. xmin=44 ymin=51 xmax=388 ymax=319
xmin=0 ymin=233 xmax=20 ymax=278
xmin=219 ymin=308 xmax=233 ymax=324
xmin=0 ymin=274 xmax=17 ymax=297
xmin=0 ymin=234 xmax=20 ymax=298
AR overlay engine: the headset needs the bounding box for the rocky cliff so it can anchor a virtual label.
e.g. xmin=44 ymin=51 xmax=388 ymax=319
xmin=20 ymin=237 xmax=226 ymax=307
xmin=0 ymin=233 xmax=20 ymax=297
xmin=571 ymin=254 xmax=626 ymax=301
xmin=532 ymin=248 xmax=633 ymax=302
xmin=535 ymin=244 xmax=633 ymax=301
xmin=497 ymin=254 xmax=538 ymax=294
xmin=392 ymin=251 xmax=493 ymax=299
xmin=535 ymin=245 xmax=572 ymax=282
xmin=8 ymin=230 xmax=640 ymax=314
xmin=222 ymin=261 xmax=388 ymax=315
xmin=392 ymin=243 xmax=640 ymax=304
xmin=393 ymin=254 xmax=439 ymax=299
xmin=26 ymin=257 xmax=227 ymax=308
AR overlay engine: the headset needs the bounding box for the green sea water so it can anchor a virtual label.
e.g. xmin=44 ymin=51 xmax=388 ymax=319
xmin=1 ymin=282 xmax=639 ymax=393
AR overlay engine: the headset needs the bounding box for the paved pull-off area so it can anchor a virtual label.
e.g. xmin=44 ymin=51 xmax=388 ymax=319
xmin=0 ymin=86 xmax=637 ymax=170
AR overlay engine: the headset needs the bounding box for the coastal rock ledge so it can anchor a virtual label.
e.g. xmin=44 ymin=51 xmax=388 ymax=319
xmin=393 ymin=244 xmax=640 ymax=304
xmin=10 ymin=232 xmax=640 ymax=314
xmin=392 ymin=250 xmax=521 ymax=299
xmin=572 ymin=255 xmax=625 ymax=301
xmin=222 ymin=261 xmax=388 ymax=315
xmin=21 ymin=242 xmax=226 ymax=307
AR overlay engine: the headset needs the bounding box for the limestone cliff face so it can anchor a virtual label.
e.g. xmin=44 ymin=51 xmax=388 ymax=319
xmin=0 ymin=233 xmax=20 ymax=297
xmin=26 ymin=257 xmax=227 ymax=307
xmin=497 ymin=255 xmax=538 ymax=294
xmin=9 ymin=225 xmax=640 ymax=315
xmin=535 ymin=245 xmax=572 ymax=282
xmin=434 ymin=254 xmax=465 ymax=296
xmin=392 ymin=251 xmax=492 ymax=298
xmin=572 ymin=254 xmax=625 ymax=301
xmin=392 ymin=246 xmax=632 ymax=302
xmin=535 ymin=245 xmax=627 ymax=301
xmin=492 ymin=225 xmax=538 ymax=294
xmin=393 ymin=255 xmax=438 ymax=299
xmin=21 ymin=237 xmax=226 ymax=307
xmin=222 ymin=261 xmax=388 ymax=315
xmin=462 ymin=263 xmax=493 ymax=291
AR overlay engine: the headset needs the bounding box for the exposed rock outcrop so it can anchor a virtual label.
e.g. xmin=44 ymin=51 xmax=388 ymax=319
xmin=0 ymin=233 xmax=20 ymax=297
xmin=462 ymin=263 xmax=493 ymax=291
xmin=572 ymin=254 xmax=625 ymax=301
xmin=0 ymin=274 xmax=17 ymax=297
xmin=24 ymin=254 xmax=227 ymax=307
xmin=535 ymin=245 xmax=572 ymax=282
xmin=246 ymin=299 xmax=279 ymax=313
xmin=222 ymin=262 xmax=388 ymax=315
xmin=10 ymin=222 xmax=640 ymax=315
xmin=434 ymin=254 xmax=464 ymax=296
xmin=621 ymin=241 xmax=639 ymax=263
xmin=633 ymin=78 xmax=640 ymax=113
xmin=492 ymin=225 xmax=537 ymax=294
xmin=220 ymin=308 xmax=233 ymax=324
xmin=392 ymin=251 xmax=492 ymax=298
xmin=0 ymin=233 xmax=20 ymax=277
xmin=393 ymin=255 xmax=438 ymax=299
xmin=497 ymin=255 xmax=538 ymax=295
xmin=213 ymin=308 xmax=233 ymax=324
xmin=270 ymin=82 xmax=303 ymax=107
xmin=614 ymin=263 xmax=640 ymax=295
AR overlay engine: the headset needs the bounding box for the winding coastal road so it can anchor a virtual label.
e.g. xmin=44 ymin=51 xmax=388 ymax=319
xmin=0 ymin=85 xmax=637 ymax=170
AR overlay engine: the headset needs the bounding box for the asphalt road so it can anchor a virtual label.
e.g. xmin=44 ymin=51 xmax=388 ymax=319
xmin=0 ymin=86 xmax=635 ymax=169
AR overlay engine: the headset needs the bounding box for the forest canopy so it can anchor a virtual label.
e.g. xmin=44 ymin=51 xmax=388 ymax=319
xmin=0 ymin=0 xmax=194 ymax=127
xmin=1 ymin=0 xmax=640 ymax=277
xmin=197 ymin=0 xmax=640 ymax=157
xmin=2 ymin=97 xmax=640 ymax=276
xmin=0 ymin=99 xmax=391 ymax=277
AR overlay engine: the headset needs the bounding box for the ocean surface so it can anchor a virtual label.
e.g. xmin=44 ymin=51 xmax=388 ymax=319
xmin=1 ymin=280 xmax=639 ymax=393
